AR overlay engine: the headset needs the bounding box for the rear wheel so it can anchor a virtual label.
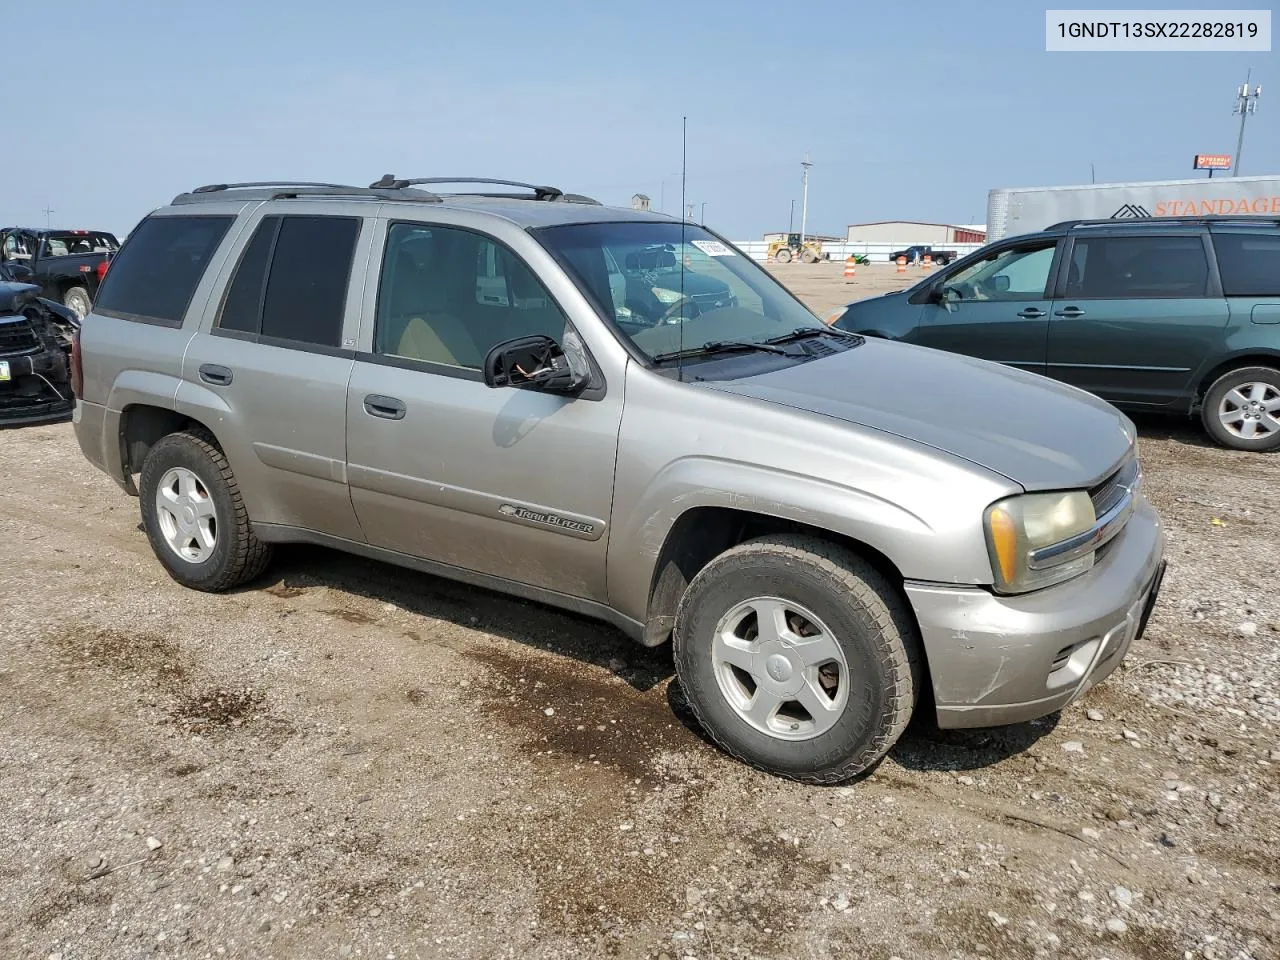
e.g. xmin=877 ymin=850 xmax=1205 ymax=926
xmin=63 ymin=286 xmax=91 ymax=319
xmin=673 ymin=534 xmax=921 ymax=783
xmin=139 ymin=430 xmax=272 ymax=590
xmin=1201 ymin=366 xmax=1280 ymax=451
xmin=774 ymin=247 xmax=793 ymax=264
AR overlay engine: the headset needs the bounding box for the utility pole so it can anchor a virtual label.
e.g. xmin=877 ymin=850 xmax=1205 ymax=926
xmin=700 ymin=202 xmax=707 ymax=224
xmin=685 ymin=201 xmax=696 ymax=220
xmin=1090 ymin=163 xmax=1095 ymax=184
xmin=799 ymin=153 xmax=813 ymax=249
xmin=43 ymin=205 xmax=55 ymax=229
xmin=1232 ymin=69 xmax=1262 ymax=177
xmin=788 ymin=199 xmax=795 ymax=235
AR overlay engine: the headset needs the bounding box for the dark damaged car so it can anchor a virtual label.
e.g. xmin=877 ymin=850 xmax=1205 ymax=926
xmin=0 ymin=280 xmax=80 ymax=426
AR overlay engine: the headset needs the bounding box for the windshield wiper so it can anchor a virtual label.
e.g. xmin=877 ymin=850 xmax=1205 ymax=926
xmin=651 ymin=340 xmax=794 ymax=363
xmin=764 ymin=326 xmax=865 ymax=346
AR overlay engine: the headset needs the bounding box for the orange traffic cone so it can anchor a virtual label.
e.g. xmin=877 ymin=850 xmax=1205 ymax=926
xmin=843 ymin=256 xmax=856 ymax=281
xmin=896 ymin=256 xmax=907 ymax=274
xmin=923 ymin=253 xmax=933 ymax=270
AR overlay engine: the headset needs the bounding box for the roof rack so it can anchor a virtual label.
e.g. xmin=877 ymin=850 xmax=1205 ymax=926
xmin=172 ymin=182 xmax=443 ymax=205
xmin=1048 ymin=215 xmax=1280 ymax=231
xmin=369 ymin=175 xmax=601 ymax=205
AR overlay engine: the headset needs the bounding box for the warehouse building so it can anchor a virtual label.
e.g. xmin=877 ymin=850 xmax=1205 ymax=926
xmin=846 ymin=221 xmax=987 ymax=244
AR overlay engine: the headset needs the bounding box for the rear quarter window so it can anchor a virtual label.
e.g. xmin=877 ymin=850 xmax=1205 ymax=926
xmin=1213 ymin=233 xmax=1280 ymax=297
xmin=93 ymin=215 xmax=233 ymax=326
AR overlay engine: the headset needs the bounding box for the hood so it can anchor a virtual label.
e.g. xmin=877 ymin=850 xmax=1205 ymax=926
xmin=707 ymin=338 xmax=1134 ymax=491
xmin=0 ymin=281 xmax=40 ymax=315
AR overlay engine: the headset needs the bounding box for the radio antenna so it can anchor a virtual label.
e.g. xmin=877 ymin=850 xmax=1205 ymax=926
xmin=678 ymin=115 xmax=687 ymax=383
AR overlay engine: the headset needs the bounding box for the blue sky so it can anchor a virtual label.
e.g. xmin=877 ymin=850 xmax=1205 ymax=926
xmin=3 ymin=0 xmax=1273 ymax=240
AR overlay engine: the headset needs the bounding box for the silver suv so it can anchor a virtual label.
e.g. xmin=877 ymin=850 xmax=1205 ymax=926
xmin=72 ymin=177 xmax=1165 ymax=783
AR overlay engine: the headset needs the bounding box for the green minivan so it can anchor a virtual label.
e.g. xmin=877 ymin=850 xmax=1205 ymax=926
xmin=830 ymin=217 xmax=1280 ymax=451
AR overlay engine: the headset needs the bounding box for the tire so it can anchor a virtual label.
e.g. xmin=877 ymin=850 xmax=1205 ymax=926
xmin=801 ymin=248 xmax=818 ymax=264
xmin=63 ymin=286 xmax=91 ymax=319
xmin=673 ymin=534 xmax=922 ymax=784
xmin=1201 ymin=366 xmax=1280 ymax=451
xmin=138 ymin=430 xmax=272 ymax=591
xmin=774 ymin=248 xmax=792 ymax=264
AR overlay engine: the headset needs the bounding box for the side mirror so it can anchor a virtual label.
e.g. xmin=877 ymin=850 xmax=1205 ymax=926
xmin=483 ymin=335 xmax=588 ymax=394
xmin=1 ymin=262 xmax=34 ymax=283
xmin=929 ymin=284 xmax=951 ymax=304
xmin=992 ymin=275 xmax=1011 ymax=293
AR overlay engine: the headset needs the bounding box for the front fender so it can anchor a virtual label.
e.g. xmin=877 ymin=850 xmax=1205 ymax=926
xmin=606 ymin=455 xmax=999 ymax=625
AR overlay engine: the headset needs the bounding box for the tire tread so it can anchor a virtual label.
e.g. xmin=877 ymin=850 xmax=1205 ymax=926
xmin=674 ymin=533 xmax=921 ymax=785
xmin=142 ymin=429 xmax=271 ymax=591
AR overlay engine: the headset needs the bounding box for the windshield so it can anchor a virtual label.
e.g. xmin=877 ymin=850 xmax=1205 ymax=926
xmin=535 ymin=221 xmax=825 ymax=363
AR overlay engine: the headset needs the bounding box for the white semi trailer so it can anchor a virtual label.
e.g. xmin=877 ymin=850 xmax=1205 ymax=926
xmin=988 ymin=175 xmax=1280 ymax=240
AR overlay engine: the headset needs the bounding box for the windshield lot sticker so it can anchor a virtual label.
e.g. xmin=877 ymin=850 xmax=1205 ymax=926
xmin=691 ymin=240 xmax=734 ymax=257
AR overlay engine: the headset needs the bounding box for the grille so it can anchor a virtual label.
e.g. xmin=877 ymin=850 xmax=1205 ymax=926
xmin=0 ymin=316 xmax=40 ymax=356
xmin=1090 ymin=456 xmax=1139 ymax=517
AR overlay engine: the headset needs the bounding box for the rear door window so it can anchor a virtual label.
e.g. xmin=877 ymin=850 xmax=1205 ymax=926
xmin=260 ymin=217 xmax=358 ymax=347
xmin=214 ymin=215 xmax=359 ymax=348
xmin=93 ymin=215 xmax=234 ymax=326
xmin=1067 ymin=236 xmax=1209 ymax=299
xmin=1212 ymin=232 xmax=1280 ymax=297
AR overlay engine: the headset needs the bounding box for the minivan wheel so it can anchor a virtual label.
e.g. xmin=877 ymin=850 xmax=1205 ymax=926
xmin=1201 ymin=367 xmax=1280 ymax=451
xmin=139 ymin=430 xmax=272 ymax=591
xmin=673 ymin=534 xmax=921 ymax=784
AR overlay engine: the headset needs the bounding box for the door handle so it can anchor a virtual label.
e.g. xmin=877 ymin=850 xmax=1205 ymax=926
xmin=1054 ymin=307 xmax=1086 ymax=319
xmin=363 ymin=394 xmax=406 ymax=420
xmin=1016 ymin=308 xmax=1046 ymax=319
xmin=198 ymin=363 xmax=233 ymax=386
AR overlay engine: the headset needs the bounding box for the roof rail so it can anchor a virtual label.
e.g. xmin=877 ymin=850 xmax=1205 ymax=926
xmin=369 ymin=175 xmax=600 ymax=204
xmin=172 ymin=182 xmax=442 ymax=205
xmin=1047 ymin=214 xmax=1280 ymax=231
xmin=192 ymin=181 xmax=356 ymax=194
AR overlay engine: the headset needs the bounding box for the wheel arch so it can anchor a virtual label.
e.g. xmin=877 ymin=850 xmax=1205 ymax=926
xmin=1195 ymin=351 xmax=1280 ymax=406
xmin=118 ymin=402 xmax=224 ymax=494
xmin=641 ymin=505 xmax=912 ymax=649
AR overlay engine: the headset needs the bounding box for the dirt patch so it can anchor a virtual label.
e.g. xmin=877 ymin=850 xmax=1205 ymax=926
xmin=169 ymin=685 xmax=265 ymax=730
xmin=264 ymin=583 xmax=308 ymax=599
xmin=321 ymin=606 xmax=378 ymax=625
xmin=50 ymin=626 xmax=188 ymax=687
xmin=466 ymin=643 xmax=702 ymax=786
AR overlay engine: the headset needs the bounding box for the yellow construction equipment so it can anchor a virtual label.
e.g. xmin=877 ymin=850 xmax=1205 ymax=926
xmin=768 ymin=233 xmax=826 ymax=263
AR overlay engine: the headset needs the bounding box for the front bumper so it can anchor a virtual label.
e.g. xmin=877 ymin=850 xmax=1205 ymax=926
xmin=0 ymin=350 xmax=73 ymax=427
xmin=905 ymin=496 xmax=1165 ymax=729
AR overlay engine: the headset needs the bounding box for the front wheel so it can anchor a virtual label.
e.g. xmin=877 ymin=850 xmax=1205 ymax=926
xmin=1201 ymin=366 xmax=1280 ymax=451
xmin=673 ymin=535 xmax=922 ymax=783
xmin=63 ymin=286 xmax=91 ymax=319
xmin=139 ymin=430 xmax=273 ymax=591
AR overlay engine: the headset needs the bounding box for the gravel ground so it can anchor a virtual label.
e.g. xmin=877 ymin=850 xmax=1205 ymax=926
xmin=1 ymin=263 xmax=1277 ymax=960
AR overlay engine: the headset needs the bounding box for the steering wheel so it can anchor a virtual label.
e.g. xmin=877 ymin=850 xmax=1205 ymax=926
xmin=659 ymin=296 xmax=703 ymax=325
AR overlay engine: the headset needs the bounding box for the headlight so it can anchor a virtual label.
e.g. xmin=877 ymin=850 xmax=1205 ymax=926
xmin=651 ymin=286 xmax=684 ymax=304
xmin=984 ymin=490 xmax=1097 ymax=593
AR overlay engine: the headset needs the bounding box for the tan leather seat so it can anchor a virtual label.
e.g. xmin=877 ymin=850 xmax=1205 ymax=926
xmin=382 ymin=247 xmax=482 ymax=367
xmin=397 ymin=312 xmax=482 ymax=368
